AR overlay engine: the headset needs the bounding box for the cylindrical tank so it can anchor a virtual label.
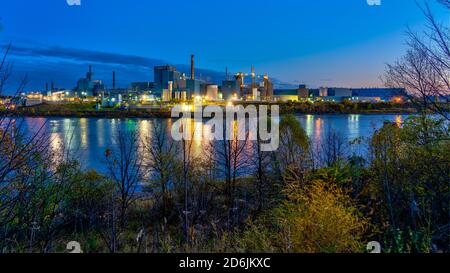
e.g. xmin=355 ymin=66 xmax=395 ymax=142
xmin=181 ymin=91 xmax=187 ymax=101
xmin=206 ymin=85 xmax=219 ymax=101
xmin=162 ymin=89 xmax=170 ymax=102
xmin=168 ymin=81 xmax=173 ymax=100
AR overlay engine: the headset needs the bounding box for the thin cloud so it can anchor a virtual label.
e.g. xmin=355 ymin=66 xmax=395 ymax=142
xmin=5 ymin=42 xmax=165 ymax=69
xmin=0 ymin=41 xmax=289 ymax=92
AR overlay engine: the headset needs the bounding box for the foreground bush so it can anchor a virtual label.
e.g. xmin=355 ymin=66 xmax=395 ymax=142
xmin=226 ymin=180 xmax=369 ymax=253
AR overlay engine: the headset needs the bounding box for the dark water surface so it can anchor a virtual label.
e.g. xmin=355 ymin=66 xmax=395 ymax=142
xmin=18 ymin=114 xmax=409 ymax=172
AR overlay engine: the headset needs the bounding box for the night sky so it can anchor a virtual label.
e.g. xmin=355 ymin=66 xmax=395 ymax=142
xmin=0 ymin=0 xmax=448 ymax=93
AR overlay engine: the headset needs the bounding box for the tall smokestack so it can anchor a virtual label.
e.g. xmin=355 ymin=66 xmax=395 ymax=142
xmin=112 ymin=71 xmax=116 ymax=89
xmin=88 ymin=65 xmax=92 ymax=81
xmin=251 ymin=65 xmax=256 ymax=88
xmin=191 ymin=54 xmax=195 ymax=80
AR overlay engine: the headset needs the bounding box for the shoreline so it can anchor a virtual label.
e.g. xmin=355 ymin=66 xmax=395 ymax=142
xmin=0 ymin=101 xmax=422 ymax=119
xmin=2 ymin=108 xmax=419 ymax=119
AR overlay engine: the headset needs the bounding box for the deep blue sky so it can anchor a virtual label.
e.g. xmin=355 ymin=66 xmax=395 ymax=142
xmin=0 ymin=0 xmax=448 ymax=92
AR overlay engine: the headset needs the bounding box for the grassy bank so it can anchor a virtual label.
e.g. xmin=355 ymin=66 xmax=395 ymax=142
xmin=1 ymin=101 xmax=419 ymax=118
xmin=5 ymin=103 xmax=173 ymax=118
xmin=280 ymin=101 xmax=418 ymax=114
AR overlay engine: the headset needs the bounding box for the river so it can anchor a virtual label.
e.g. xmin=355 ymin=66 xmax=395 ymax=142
xmin=17 ymin=114 xmax=409 ymax=172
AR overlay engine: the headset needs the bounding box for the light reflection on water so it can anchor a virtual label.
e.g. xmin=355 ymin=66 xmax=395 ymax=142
xmin=18 ymin=114 xmax=410 ymax=173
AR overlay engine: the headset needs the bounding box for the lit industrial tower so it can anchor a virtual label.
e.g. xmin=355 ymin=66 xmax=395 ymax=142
xmin=191 ymin=54 xmax=195 ymax=80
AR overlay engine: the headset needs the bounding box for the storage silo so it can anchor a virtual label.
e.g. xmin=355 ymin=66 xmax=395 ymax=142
xmin=206 ymin=85 xmax=219 ymax=101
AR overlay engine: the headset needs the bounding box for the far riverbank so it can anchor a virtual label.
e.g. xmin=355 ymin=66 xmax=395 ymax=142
xmin=1 ymin=101 xmax=419 ymax=119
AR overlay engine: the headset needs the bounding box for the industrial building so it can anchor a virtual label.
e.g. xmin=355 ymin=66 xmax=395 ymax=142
xmin=154 ymin=65 xmax=181 ymax=92
xmin=75 ymin=65 xmax=106 ymax=98
xmin=351 ymin=88 xmax=407 ymax=102
xmin=222 ymin=79 xmax=240 ymax=100
xmin=28 ymin=54 xmax=277 ymax=104
xmin=298 ymin=85 xmax=309 ymax=99
xmin=274 ymin=85 xmax=311 ymax=102
xmin=230 ymin=67 xmax=274 ymax=101
xmin=24 ymin=93 xmax=44 ymax=106
xmin=24 ymin=53 xmax=410 ymax=106
xmin=318 ymin=87 xmax=407 ymax=102
xmin=316 ymin=87 xmax=353 ymax=102
xmin=158 ymin=55 xmax=204 ymax=98
xmin=262 ymin=75 xmax=274 ymax=100
xmin=273 ymin=89 xmax=301 ymax=102
xmin=273 ymin=85 xmax=407 ymax=103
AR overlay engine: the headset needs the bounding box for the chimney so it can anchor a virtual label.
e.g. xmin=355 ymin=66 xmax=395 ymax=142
xmin=88 ymin=65 xmax=92 ymax=81
xmin=191 ymin=54 xmax=195 ymax=81
xmin=112 ymin=71 xmax=116 ymax=89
